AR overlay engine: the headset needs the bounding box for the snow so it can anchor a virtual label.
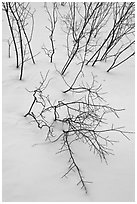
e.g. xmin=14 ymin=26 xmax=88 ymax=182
xmin=2 ymin=2 xmax=135 ymax=202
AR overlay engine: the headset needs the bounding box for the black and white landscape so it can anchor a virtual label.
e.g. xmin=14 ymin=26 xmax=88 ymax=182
xmin=2 ymin=2 xmax=135 ymax=202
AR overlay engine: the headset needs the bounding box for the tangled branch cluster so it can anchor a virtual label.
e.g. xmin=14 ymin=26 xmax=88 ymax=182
xmin=24 ymin=71 xmax=131 ymax=193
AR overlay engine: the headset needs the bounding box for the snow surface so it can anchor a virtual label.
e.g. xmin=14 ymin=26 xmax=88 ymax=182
xmin=2 ymin=2 xmax=135 ymax=202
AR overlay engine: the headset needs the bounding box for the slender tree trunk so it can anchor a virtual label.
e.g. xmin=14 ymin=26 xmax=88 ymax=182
xmin=9 ymin=3 xmax=24 ymax=80
xmin=3 ymin=3 xmax=19 ymax=68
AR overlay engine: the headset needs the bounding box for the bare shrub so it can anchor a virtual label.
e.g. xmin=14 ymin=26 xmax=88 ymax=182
xmin=2 ymin=2 xmax=36 ymax=80
xmin=60 ymin=2 xmax=112 ymax=75
xmin=86 ymin=2 xmax=135 ymax=71
xmin=24 ymin=71 xmax=131 ymax=193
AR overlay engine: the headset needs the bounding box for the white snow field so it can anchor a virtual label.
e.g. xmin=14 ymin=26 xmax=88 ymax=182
xmin=2 ymin=2 xmax=135 ymax=202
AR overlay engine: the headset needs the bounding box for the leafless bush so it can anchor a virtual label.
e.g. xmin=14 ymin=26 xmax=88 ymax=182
xmin=60 ymin=2 xmax=112 ymax=75
xmin=55 ymin=2 xmax=112 ymax=93
xmin=86 ymin=2 xmax=135 ymax=71
xmin=24 ymin=71 xmax=132 ymax=193
xmin=2 ymin=2 xmax=36 ymax=80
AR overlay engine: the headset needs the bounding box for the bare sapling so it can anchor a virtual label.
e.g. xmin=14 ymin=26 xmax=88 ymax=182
xmin=44 ymin=2 xmax=58 ymax=63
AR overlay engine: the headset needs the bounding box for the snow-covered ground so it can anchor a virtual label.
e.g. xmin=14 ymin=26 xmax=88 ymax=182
xmin=2 ymin=2 xmax=135 ymax=202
